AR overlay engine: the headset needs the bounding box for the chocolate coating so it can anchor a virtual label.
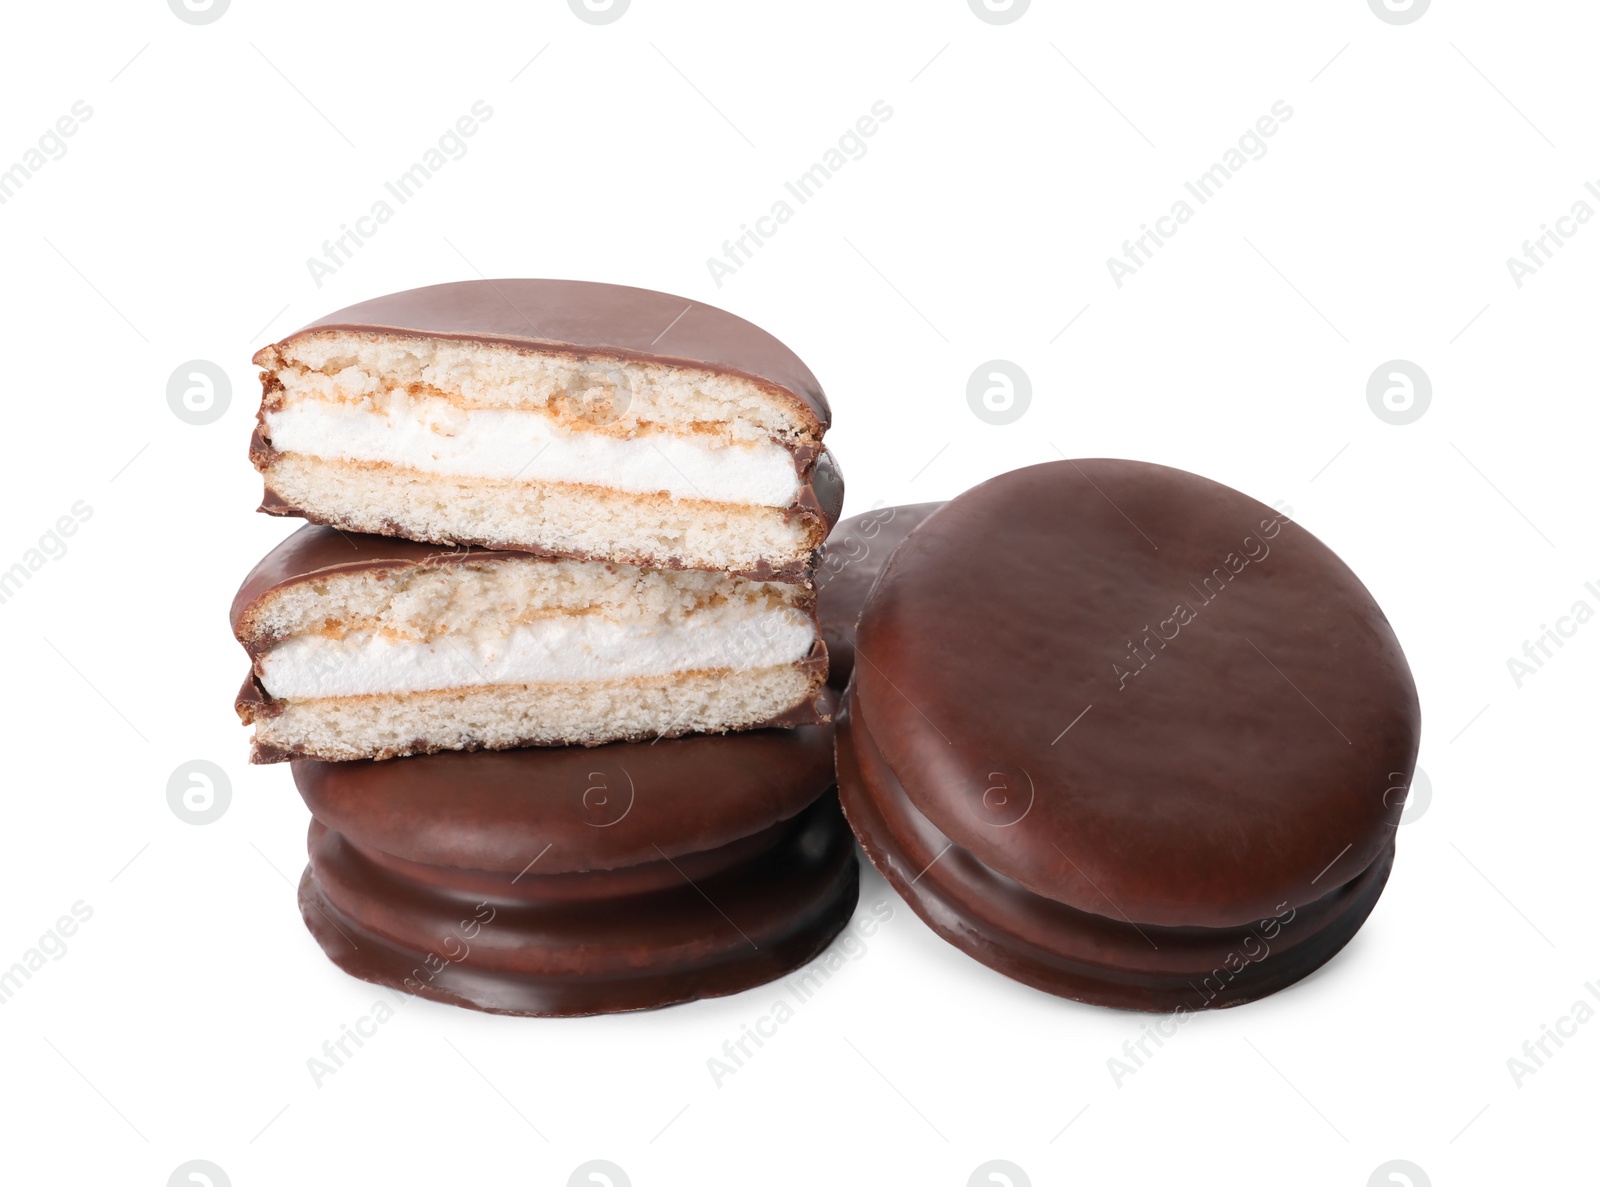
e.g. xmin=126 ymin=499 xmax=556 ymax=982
xmin=837 ymin=689 xmax=1390 ymax=1011
xmin=299 ymin=793 xmax=859 ymax=1016
xmin=816 ymin=503 xmax=945 ymax=690
xmin=256 ymin=279 xmax=829 ymax=436
xmin=290 ymin=704 xmax=838 ymax=874
xmin=851 ymin=459 xmax=1419 ymax=930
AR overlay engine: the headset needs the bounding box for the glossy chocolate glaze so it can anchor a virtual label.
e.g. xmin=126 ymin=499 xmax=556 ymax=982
xmin=338 ymin=820 xmax=789 ymax=904
xmin=816 ymin=502 xmax=945 ymax=691
xmin=853 ymin=459 xmax=1419 ymax=928
xmin=290 ymin=701 xmax=837 ymax=874
xmin=254 ymin=279 xmax=830 ymax=435
xmin=299 ymin=792 xmax=860 ymax=1016
xmin=837 ymin=689 xmax=1391 ymax=1011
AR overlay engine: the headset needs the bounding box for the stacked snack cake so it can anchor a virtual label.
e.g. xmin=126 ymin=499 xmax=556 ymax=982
xmin=230 ymin=280 xmax=857 ymax=1015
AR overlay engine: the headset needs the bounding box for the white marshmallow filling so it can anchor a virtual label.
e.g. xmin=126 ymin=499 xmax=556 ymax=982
xmin=258 ymin=601 xmax=817 ymax=699
xmin=262 ymin=391 xmax=804 ymax=508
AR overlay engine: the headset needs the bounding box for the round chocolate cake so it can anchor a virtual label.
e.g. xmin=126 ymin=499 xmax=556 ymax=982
xmin=836 ymin=460 xmax=1420 ymax=1010
xmin=294 ymin=699 xmax=858 ymax=1016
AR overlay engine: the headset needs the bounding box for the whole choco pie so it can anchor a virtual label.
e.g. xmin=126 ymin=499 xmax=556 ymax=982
xmin=836 ymin=459 xmax=1421 ymax=1011
xmin=294 ymin=691 xmax=857 ymax=1016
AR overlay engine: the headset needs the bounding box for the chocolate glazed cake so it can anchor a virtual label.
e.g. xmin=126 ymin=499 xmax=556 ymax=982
xmin=293 ymin=697 xmax=858 ymax=1016
xmin=836 ymin=460 xmax=1421 ymax=1011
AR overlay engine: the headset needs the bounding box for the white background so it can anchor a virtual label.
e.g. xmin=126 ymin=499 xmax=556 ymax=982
xmin=0 ymin=1 xmax=1593 ymax=1184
